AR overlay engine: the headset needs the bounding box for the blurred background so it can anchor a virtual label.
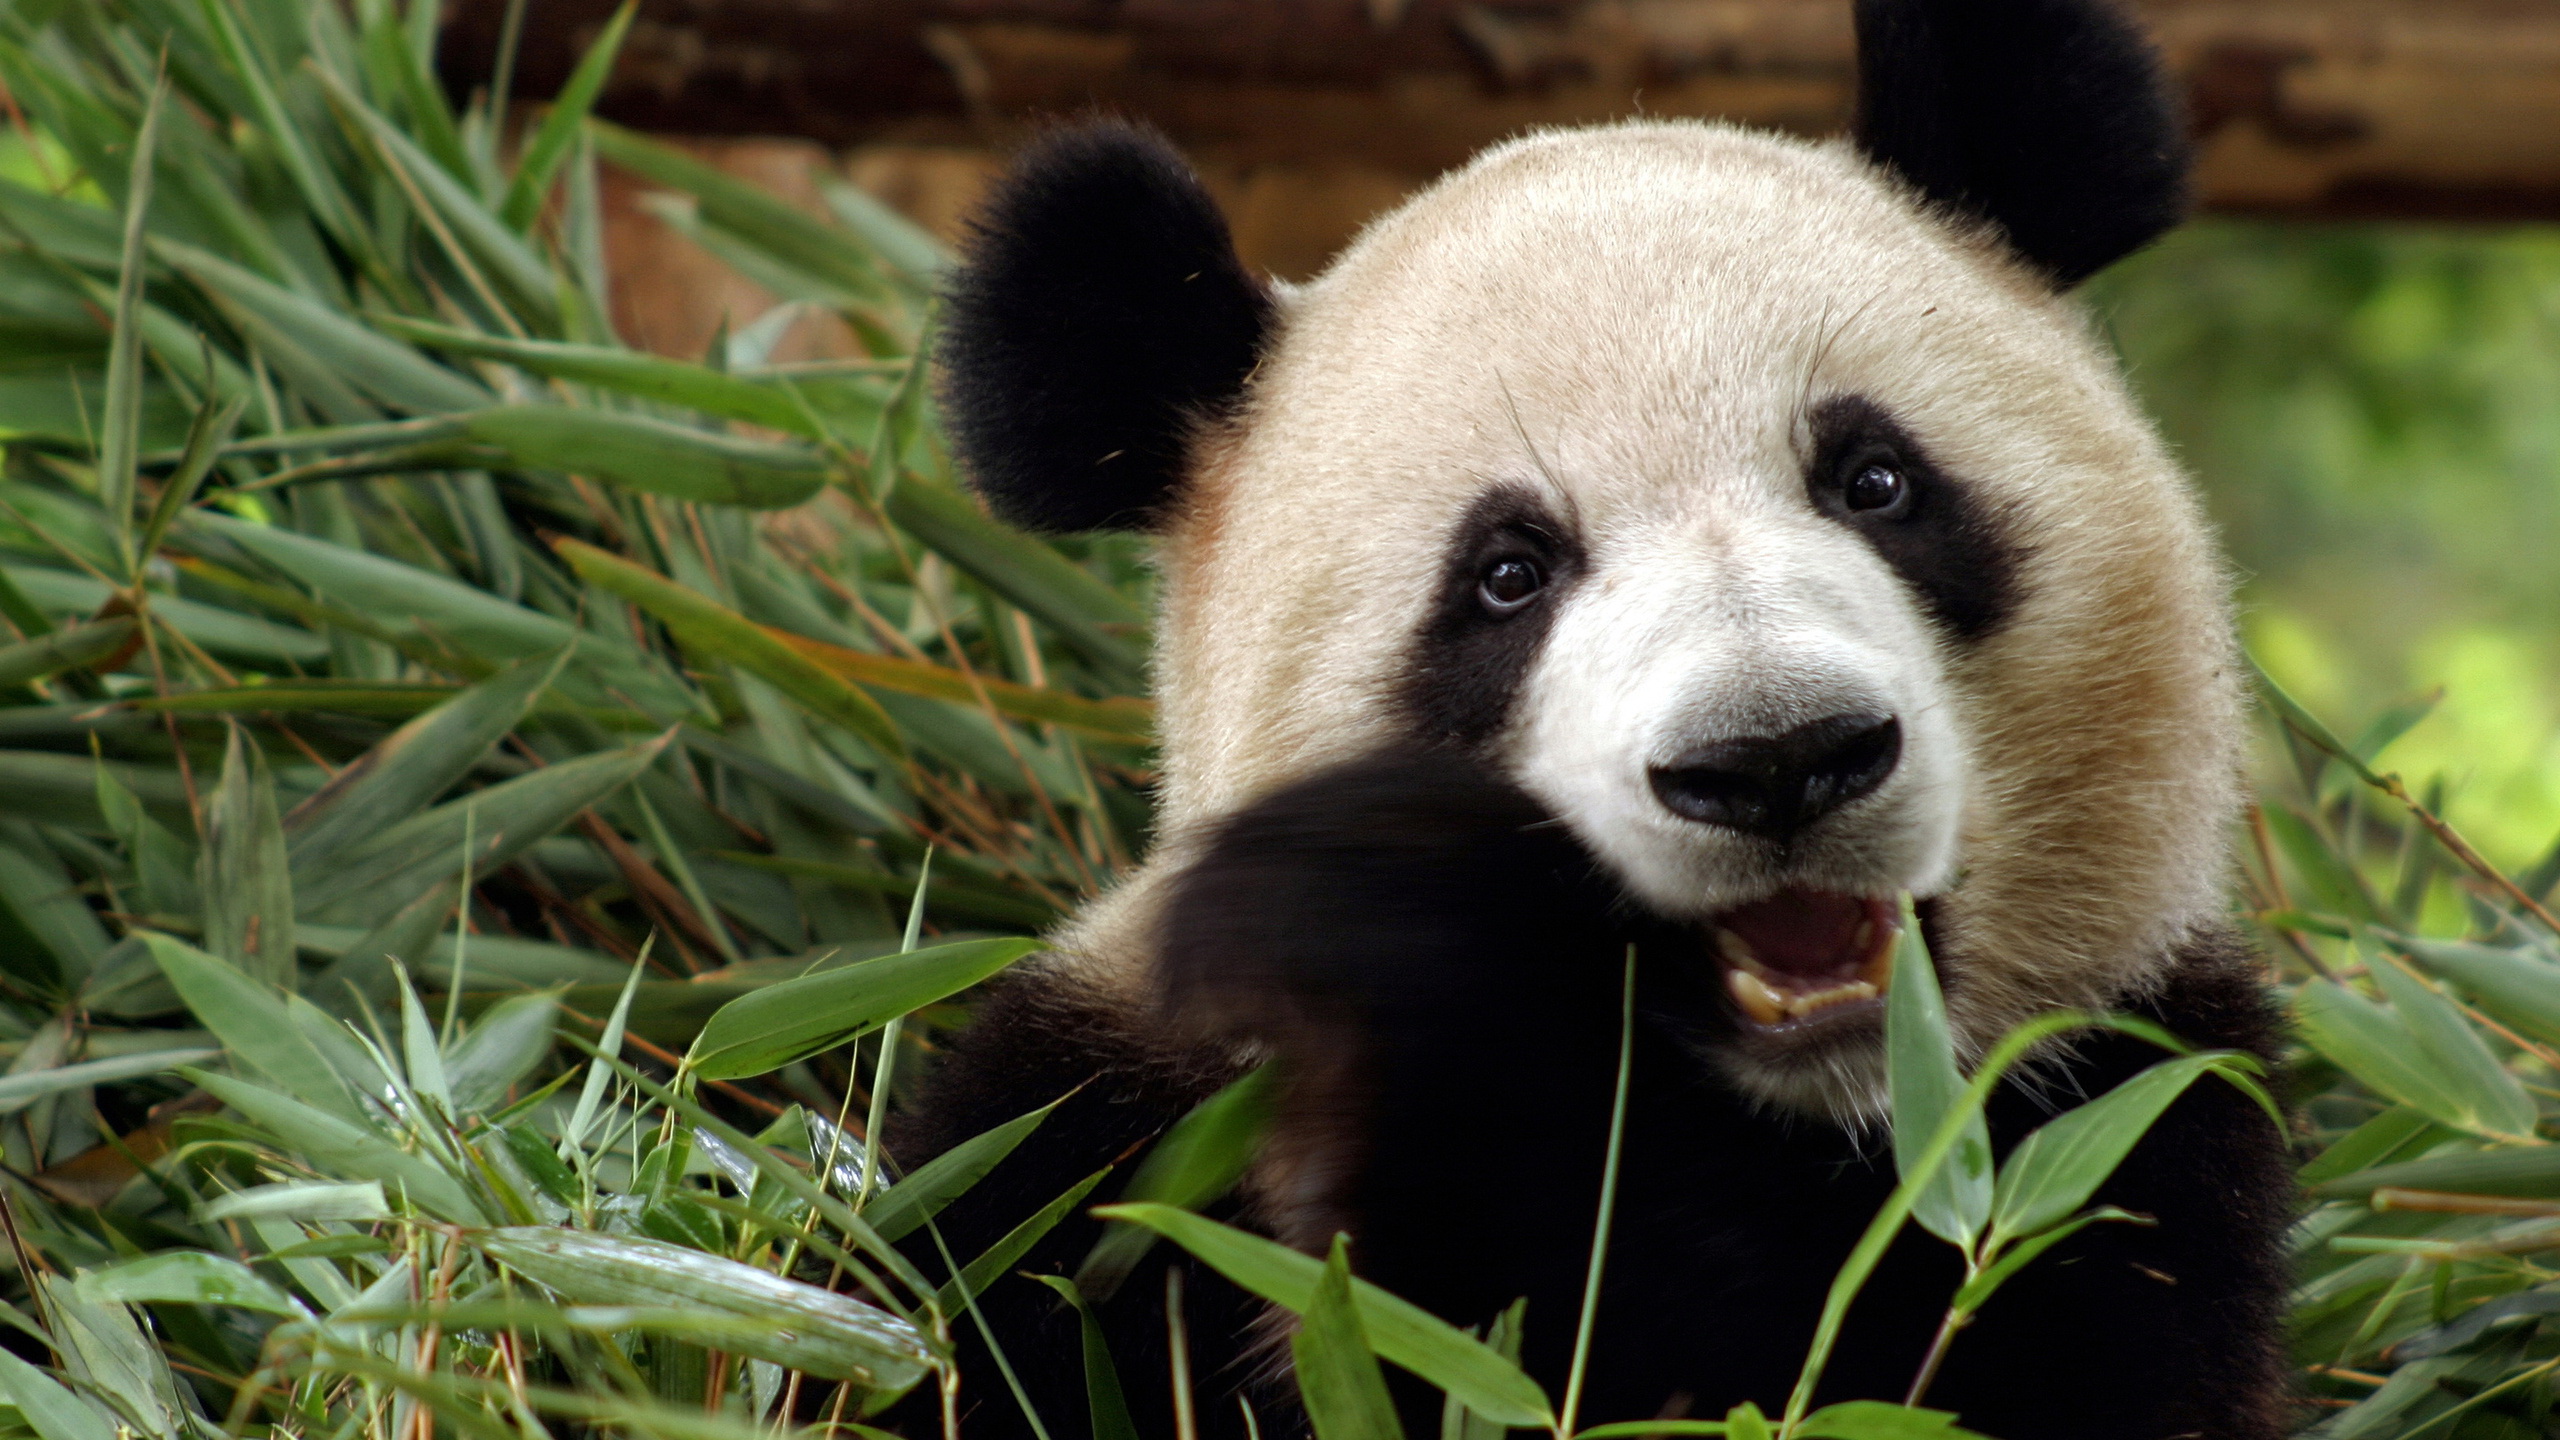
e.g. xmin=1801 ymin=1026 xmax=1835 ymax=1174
xmin=433 ymin=0 xmax=2560 ymax=871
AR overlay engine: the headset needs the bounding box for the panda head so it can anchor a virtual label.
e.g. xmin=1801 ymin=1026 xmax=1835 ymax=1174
xmin=938 ymin=0 xmax=2245 ymax=1117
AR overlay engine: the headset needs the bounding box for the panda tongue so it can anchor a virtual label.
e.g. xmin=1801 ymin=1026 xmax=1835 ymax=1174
xmin=1717 ymin=889 xmax=1893 ymax=987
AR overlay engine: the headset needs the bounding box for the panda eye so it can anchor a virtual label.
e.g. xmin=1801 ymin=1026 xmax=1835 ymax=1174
xmin=1843 ymin=461 xmax=1909 ymax=516
xmin=1477 ymin=557 xmax=1544 ymax=615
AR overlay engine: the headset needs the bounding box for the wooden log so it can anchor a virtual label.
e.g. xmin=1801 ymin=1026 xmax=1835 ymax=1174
xmin=450 ymin=0 xmax=2560 ymax=222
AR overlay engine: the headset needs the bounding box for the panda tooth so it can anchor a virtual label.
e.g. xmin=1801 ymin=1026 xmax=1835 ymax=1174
xmin=1784 ymin=980 xmax=1880 ymax=1018
xmin=1714 ymin=926 xmax=1758 ymax=969
xmin=1726 ymin=967 xmax=1789 ymax=1026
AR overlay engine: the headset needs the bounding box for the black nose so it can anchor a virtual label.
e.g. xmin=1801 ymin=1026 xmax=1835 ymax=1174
xmin=1648 ymin=714 xmax=1901 ymax=839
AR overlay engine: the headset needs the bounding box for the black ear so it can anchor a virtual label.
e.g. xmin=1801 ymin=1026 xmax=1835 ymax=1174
xmin=1851 ymin=0 xmax=2192 ymax=286
xmin=935 ymin=121 xmax=1273 ymax=533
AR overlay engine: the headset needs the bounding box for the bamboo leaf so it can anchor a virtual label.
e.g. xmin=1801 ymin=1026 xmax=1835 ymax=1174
xmin=1092 ymin=1203 xmax=1553 ymax=1429
xmin=187 ymin=1069 xmax=485 ymax=1222
xmin=686 ymin=937 xmax=1038 ymax=1080
xmin=1293 ymin=1236 xmax=1407 ymax=1440
xmin=379 ymin=316 xmax=830 ymax=434
xmin=931 ymin=1167 xmax=1108 ymax=1315
xmin=0 ymin=1347 xmax=116 ymax=1440
xmin=141 ymin=933 xmax=362 ymax=1120
xmin=76 ymin=1251 xmax=302 ymax=1317
xmin=474 ymin=1227 xmax=931 ymax=1393
xmin=1989 ymin=1051 xmax=2271 ymax=1242
xmin=1078 ymin=1066 xmax=1273 ymax=1301
xmin=499 ymin=1 xmax=636 ymax=230
xmin=284 ymin=646 xmax=571 ymax=863
xmin=0 ymin=619 xmax=133 ymax=688
xmin=294 ymin=733 xmax=670 ymax=921
xmin=199 ymin=724 xmax=295 ymax=987
xmin=555 ymin=539 xmax=902 ymax=755
xmin=1886 ymin=901 xmax=1989 ymax=1249
xmin=97 ymin=67 xmax=165 ymax=571
xmin=772 ymin=627 xmax=1154 ymax=744
xmin=0 ymin=1049 xmax=217 ymax=1115
xmin=464 ymin=406 xmax=827 ymax=509
xmin=863 ymin=1099 xmax=1056 ymax=1243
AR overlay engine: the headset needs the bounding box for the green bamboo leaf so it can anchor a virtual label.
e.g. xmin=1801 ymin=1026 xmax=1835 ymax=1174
xmin=39 ymin=1275 xmax=182 ymax=1440
xmin=180 ymin=521 xmax=625 ymax=680
xmin=445 ymin=992 xmax=559 ymax=1114
xmin=1951 ymin=1208 xmax=2146 ymax=1313
xmin=1797 ymin=1402 xmax=1991 ymax=1439
xmin=555 ymin=539 xmax=901 ymax=755
xmin=589 ymin=122 xmax=888 ymax=304
xmin=0 ymin=618 xmax=133 ymax=688
xmin=932 ymin=1167 xmax=1109 ymax=1315
xmin=295 ymin=732 xmax=670 ymax=921
xmin=358 ymin=0 xmax=471 ymax=185
xmin=816 ymin=176 xmax=949 ymax=288
xmin=96 ymin=68 xmax=165 ymax=571
xmin=1885 ymin=902 xmax=1989 ymax=1249
xmin=76 ymin=1251 xmax=302 ymax=1317
xmin=1987 ymin=1051 xmax=2269 ymax=1243
xmin=141 ymin=933 xmax=362 ymax=1120
xmin=2401 ymin=935 xmax=2560 ymax=1049
xmin=135 ymin=394 xmax=245 ymax=564
xmin=5 ymin=565 xmax=327 ymax=666
xmin=2367 ymin=943 xmax=2538 ymax=1140
xmin=1294 ymin=1236 xmax=1407 ymax=1440
xmin=464 ymin=406 xmax=826 ymax=509
xmin=198 ymin=1180 xmax=390 ymax=1223
xmin=315 ymin=70 xmax=560 ymax=320
xmin=195 ymin=0 xmax=370 ymax=267
xmin=284 ymin=646 xmax=571 ymax=863
xmin=186 ymin=1069 xmax=485 ymax=1222
xmin=773 ymin=627 xmax=1154 ymax=744
xmin=474 ymin=1227 xmax=931 ymax=1393
xmin=157 ymin=241 xmax=489 ymax=414
xmin=1092 ymin=1203 xmax=1553 ymax=1429
xmin=0 ymin=821 xmax=113 ymax=981
xmin=199 ymin=725 xmax=295 ymax=987
xmin=0 ymin=1347 xmax=116 ymax=1440
xmin=1078 ymin=1066 xmax=1273 ymax=1301
xmin=2293 ymin=977 xmax=2534 ymax=1141
xmin=379 ymin=317 xmax=822 ymax=433
xmin=1029 ymin=1276 xmax=1140 ymax=1440
xmin=499 ymin=1 xmax=636 ymax=230
xmin=864 ymin=1099 xmax=1056 ymax=1243
xmin=875 ymin=478 xmax=1147 ymax=687
xmin=686 ymin=937 xmax=1037 ymax=1080
xmin=0 ymin=1049 xmax=218 ymax=1115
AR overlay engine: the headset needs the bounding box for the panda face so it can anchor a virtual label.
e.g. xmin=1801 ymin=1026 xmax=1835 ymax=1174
xmin=1147 ymin=123 xmax=2244 ymax=1115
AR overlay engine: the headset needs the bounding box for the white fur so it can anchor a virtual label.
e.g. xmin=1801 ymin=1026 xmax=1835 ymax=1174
xmin=1070 ymin=119 xmax=2245 ymax=1117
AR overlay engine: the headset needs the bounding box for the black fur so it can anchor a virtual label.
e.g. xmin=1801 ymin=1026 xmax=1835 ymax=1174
xmin=1397 ymin=486 xmax=1588 ymax=750
xmin=1852 ymin=0 xmax=2193 ymax=285
xmin=1806 ymin=394 xmax=2026 ymax=642
xmin=936 ymin=121 xmax=1273 ymax=533
xmin=898 ymin=752 xmax=2294 ymax=1439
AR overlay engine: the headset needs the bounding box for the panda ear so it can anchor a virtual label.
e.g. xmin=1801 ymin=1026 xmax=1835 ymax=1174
xmin=936 ymin=121 xmax=1273 ymax=533
xmin=1850 ymin=0 xmax=2192 ymax=286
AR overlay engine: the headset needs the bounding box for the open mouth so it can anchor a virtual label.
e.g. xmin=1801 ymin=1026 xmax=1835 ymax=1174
xmin=1712 ymin=889 xmax=1899 ymax=1029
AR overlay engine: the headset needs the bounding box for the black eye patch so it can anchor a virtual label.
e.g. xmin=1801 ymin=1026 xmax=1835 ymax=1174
xmin=1398 ymin=486 xmax=1586 ymax=750
xmin=1805 ymin=395 xmax=2024 ymax=642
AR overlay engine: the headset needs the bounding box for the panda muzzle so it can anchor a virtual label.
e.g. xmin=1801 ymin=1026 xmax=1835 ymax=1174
xmin=1712 ymin=889 xmax=1899 ymax=1028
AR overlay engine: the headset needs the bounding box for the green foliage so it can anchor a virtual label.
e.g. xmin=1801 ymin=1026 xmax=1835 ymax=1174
xmin=0 ymin=3 xmax=2547 ymax=1439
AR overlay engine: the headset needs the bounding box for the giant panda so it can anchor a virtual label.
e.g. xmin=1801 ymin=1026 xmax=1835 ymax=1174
xmin=894 ymin=0 xmax=2297 ymax=1435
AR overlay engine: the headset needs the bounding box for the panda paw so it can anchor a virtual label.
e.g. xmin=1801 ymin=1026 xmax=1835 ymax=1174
xmin=1156 ymin=746 xmax=1628 ymax=1043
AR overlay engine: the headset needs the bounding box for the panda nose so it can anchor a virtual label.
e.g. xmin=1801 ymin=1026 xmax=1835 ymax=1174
xmin=1647 ymin=714 xmax=1902 ymax=839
